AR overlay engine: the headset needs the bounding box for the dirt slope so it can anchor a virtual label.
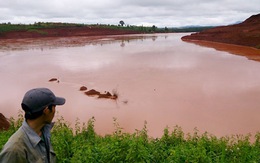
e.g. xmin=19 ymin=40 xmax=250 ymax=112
xmin=0 ymin=26 xmax=142 ymax=39
xmin=182 ymin=13 xmax=260 ymax=49
xmin=0 ymin=113 xmax=10 ymax=131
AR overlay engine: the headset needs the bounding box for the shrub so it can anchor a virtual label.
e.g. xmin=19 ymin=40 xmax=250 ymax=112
xmin=1 ymin=115 xmax=260 ymax=162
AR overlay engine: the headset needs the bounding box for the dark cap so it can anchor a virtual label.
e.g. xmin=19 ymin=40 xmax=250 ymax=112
xmin=21 ymin=88 xmax=65 ymax=113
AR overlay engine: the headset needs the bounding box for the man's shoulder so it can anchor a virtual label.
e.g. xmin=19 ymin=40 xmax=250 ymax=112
xmin=0 ymin=130 xmax=28 ymax=162
xmin=3 ymin=127 xmax=27 ymax=149
xmin=0 ymin=128 xmax=27 ymax=160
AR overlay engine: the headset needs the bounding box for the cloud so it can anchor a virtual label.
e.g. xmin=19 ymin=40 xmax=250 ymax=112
xmin=0 ymin=0 xmax=259 ymax=27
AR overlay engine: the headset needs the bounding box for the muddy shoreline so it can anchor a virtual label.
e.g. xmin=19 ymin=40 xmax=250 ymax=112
xmin=181 ymin=13 xmax=260 ymax=62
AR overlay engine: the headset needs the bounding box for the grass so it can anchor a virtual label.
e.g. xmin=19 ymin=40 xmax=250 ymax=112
xmin=1 ymin=114 xmax=260 ymax=162
xmin=0 ymin=22 xmax=81 ymax=33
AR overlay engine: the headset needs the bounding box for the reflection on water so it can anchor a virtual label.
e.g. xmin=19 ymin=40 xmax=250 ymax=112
xmin=183 ymin=39 xmax=260 ymax=62
xmin=0 ymin=34 xmax=159 ymax=52
xmin=0 ymin=33 xmax=260 ymax=138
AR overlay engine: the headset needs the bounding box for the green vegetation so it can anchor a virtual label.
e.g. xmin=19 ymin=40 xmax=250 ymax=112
xmin=0 ymin=22 xmax=215 ymax=36
xmin=1 ymin=115 xmax=260 ymax=162
xmin=0 ymin=22 xmax=84 ymax=34
xmin=92 ymin=23 xmax=160 ymax=33
xmin=0 ymin=22 xmax=84 ymax=33
xmin=97 ymin=24 xmax=215 ymax=33
xmin=0 ymin=22 xmax=163 ymax=34
xmin=170 ymin=26 xmax=216 ymax=32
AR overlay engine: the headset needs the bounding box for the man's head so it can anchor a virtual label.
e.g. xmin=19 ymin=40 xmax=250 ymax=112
xmin=21 ymin=88 xmax=65 ymax=120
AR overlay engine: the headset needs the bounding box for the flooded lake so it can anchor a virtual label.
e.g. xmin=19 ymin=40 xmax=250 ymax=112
xmin=0 ymin=33 xmax=260 ymax=138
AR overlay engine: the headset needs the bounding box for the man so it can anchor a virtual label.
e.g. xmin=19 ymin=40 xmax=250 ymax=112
xmin=0 ymin=88 xmax=66 ymax=163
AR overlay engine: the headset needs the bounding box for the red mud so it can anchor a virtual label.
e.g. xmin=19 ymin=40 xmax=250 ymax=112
xmin=0 ymin=113 xmax=10 ymax=131
xmin=79 ymin=86 xmax=88 ymax=91
xmin=0 ymin=26 xmax=142 ymax=39
xmin=182 ymin=13 xmax=260 ymax=49
xmin=49 ymin=77 xmax=117 ymax=100
xmin=84 ymin=89 xmax=118 ymax=100
xmin=85 ymin=89 xmax=101 ymax=96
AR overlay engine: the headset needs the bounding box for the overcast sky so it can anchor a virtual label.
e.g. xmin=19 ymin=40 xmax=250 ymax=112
xmin=0 ymin=0 xmax=259 ymax=27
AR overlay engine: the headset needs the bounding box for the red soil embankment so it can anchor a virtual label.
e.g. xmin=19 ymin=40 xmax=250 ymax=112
xmin=0 ymin=113 xmax=10 ymax=131
xmin=182 ymin=13 xmax=260 ymax=49
xmin=0 ymin=26 xmax=142 ymax=39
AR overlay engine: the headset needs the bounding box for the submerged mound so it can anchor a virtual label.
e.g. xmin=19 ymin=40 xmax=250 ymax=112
xmin=182 ymin=13 xmax=260 ymax=49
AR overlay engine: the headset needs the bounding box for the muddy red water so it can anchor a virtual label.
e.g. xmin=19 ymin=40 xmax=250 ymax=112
xmin=0 ymin=33 xmax=260 ymax=138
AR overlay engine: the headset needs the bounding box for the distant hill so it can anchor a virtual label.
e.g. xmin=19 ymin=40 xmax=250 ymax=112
xmin=182 ymin=13 xmax=260 ymax=49
xmin=170 ymin=26 xmax=216 ymax=32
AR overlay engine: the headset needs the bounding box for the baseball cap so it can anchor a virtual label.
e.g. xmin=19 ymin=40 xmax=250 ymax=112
xmin=21 ymin=88 xmax=65 ymax=113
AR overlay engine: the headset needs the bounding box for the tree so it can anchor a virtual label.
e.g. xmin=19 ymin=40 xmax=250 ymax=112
xmin=165 ymin=26 xmax=169 ymax=32
xmin=152 ymin=25 xmax=157 ymax=32
xmin=119 ymin=20 xmax=125 ymax=26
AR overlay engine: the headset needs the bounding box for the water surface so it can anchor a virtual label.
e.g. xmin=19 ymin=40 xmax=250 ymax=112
xmin=0 ymin=33 xmax=260 ymax=138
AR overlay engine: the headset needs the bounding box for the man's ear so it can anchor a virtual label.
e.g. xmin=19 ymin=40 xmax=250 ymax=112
xmin=42 ymin=107 xmax=49 ymax=114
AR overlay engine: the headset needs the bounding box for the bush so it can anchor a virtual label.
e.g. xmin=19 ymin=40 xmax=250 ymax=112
xmin=1 ymin=115 xmax=260 ymax=162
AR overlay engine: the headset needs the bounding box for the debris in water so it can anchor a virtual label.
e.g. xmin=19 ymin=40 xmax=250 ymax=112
xmin=122 ymin=100 xmax=128 ymax=104
xmin=81 ymin=87 xmax=119 ymax=100
xmin=85 ymin=89 xmax=100 ymax=96
xmin=98 ymin=91 xmax=118 ymax=100
xmin=79 ymin=86 xmax=87 ymax=91
xmin=48 ymin=78 xmax=59 ymax=83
